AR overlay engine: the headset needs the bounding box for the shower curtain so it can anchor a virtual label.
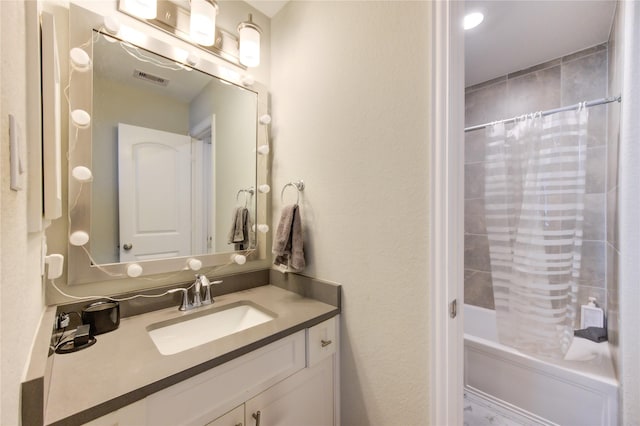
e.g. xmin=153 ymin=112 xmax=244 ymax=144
xmin=483 ymin=109 xmax=588 ymax=359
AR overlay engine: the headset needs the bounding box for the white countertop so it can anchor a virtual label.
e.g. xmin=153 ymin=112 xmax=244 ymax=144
xmin=45 ymin=285 xmax=338 ymax=425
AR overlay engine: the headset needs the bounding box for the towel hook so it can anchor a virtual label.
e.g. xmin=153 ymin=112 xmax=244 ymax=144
xmin=281 ymin=180 xmax=305 ymax=204
xmin=236 ymin=187 xmax=255 ymax=208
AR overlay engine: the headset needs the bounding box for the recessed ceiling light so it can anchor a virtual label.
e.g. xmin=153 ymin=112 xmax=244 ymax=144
xmin=464 ymin=12 xmax=484 ymax=30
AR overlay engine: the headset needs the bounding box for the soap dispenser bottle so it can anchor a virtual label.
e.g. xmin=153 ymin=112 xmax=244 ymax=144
xmin=580 ymin=297 xmax=604 ymax=329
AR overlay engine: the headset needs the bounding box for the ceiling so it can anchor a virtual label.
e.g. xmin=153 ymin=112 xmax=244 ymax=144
xmin=93 ymin=35 xmax=213 ymax=104
xmin=465 ymin=0 xmax=617 ymax=86
xmin=186 ymin=1 xmax=616 ymax=88
xmin=245 ymin=0 xmax=288 ymax=18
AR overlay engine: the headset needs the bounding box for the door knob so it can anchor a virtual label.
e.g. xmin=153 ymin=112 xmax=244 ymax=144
xmin=123 ymin=243 xmax=133 ymax=251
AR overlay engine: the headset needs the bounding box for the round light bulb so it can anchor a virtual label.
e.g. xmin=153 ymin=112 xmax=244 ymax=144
xmin=464 ymin=12 xmax=484 ymax=30
xmin=257 ymin=145 xmax=270 ymax=155
xmin=242 ymin=74 xmax=255 ymax=86
xmin=188 ymin=258 xmax=202 ymax=271
xmin=70 ymin=48 xmax=91 ymax=72
xmin=259 ymin=114 xmax=271 ymax=125
xmin=127 ymin=263 xmax=143 ymax=277
xmin=103 ymin=15 xmax=121 ymax=35
xmin=71 ymin=109 xmax=91 ymax=128
xmin=69 ymin=231 xmax=89 ymax=246
xmin=258 ymin=184 xmax=270 ymax=193
xmin=257 ymin=224 xmax=269 ymax=233
xmin=186 ymin=52 xmax=199 ymax=67
xmin=72 ymin=166 xmax=93 ymax=182
xmin=232 ymin=254 xmax=246 ymax=265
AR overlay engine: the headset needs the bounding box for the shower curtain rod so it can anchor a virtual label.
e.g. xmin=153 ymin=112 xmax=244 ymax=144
xmin=464 ymin=95 xmax=622 ymax=133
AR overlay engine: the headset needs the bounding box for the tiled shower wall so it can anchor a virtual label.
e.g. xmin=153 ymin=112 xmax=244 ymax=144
xmin=464 ymin=44 xmax=610 ymax=325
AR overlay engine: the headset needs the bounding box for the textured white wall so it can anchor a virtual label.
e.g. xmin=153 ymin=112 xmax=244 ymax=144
xmin=0 ymin=2 xmax=46 ymax=424
xmin=271 ymin=2 xmax=431 ymax=424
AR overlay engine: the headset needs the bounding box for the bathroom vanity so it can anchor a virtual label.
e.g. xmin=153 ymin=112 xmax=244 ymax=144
xmin=22 ymin=2 xmax=343 ymax=424
xmin=25 ymin=279 xmax=340 ymax=426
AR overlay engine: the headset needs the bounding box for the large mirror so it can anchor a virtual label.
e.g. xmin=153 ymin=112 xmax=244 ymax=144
xmin=68 ymin=3 xmax=269 ymax=285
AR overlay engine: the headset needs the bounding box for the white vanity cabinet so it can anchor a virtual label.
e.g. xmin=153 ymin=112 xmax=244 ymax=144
xmin=244 ymin=355 xmax=335 ymax=426
xmin=204 ymin=405 xmax=244 ymax=426
xmin=83 ymin=316 xmax=339 ymax=426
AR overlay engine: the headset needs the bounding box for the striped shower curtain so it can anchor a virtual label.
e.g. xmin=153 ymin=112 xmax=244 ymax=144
xmin=483 ymin=109 xmax=588 ymax=359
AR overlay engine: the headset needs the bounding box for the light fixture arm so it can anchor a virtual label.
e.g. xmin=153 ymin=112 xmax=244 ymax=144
xmin=237 ymin=13 xmax=262 ymax=35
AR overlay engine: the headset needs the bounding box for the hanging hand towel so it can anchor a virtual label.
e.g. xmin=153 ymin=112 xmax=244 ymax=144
xmin=228 ymin=207 xmax=252 ymax=250
xmin=273 ymin=204 xmax=305 ymax=271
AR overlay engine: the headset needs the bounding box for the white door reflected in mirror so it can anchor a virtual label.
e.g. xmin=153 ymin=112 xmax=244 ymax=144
xmin=118 ymin=123 xmax=192 ymax=261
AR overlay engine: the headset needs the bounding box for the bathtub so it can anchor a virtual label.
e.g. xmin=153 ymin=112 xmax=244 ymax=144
xmin=464 ymin=304 xmax=618 ymax=425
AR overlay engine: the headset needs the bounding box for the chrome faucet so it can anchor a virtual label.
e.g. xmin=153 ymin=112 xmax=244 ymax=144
xmin=193 ymin=275 xmax=203 ymax=307
xmin=200 ymin=275 xmax=212 ymax=305
xmin=168 ymin=276 xmax=223 ymax=311
xmin=198 ymin=275 xmax=224 ymax=305
xmin=168 ymin=287 xmax=191 ymax=311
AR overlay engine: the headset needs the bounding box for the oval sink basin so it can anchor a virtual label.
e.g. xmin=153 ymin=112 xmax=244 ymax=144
xmin=147 ymin=302 xmax=276 ymax=355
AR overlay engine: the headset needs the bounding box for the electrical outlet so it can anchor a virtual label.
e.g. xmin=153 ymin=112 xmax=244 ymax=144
xmin=56 ymin=313 xmax=70 ymax=329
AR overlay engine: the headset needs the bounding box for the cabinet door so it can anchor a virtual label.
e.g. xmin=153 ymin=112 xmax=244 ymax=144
xmin=245 ymin=356 xmax=334 ymax=426
xmin=205 ymin=405 xmax=245 ymax=426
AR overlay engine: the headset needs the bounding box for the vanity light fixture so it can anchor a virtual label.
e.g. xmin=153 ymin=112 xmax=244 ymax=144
xmin=257 ymin=224 xmax=269 ymax=233
xmin=186 ymin=52 xmax=200 ymax=67
xmin=464 ymin=12 xmax=484 ymax=30
xmin=121 ymin=0 xmax=157 ymax=20
xmin=118 ymin=0 xmax=246 ymax=69
xmin=103 ymin=15 xmax=122 ymax=35
xmin=190 ymin=0 xmax=218 ymax=47
xmin=187 ymin=258 xmax=203 ymax=271
xmin=231 ymin=254 xmax=247 ymax=265
xmin=259 ymin=114 xmax=271 ymax=125
xmin=241 ymin=74 xmax=255 ymax=86
xmin=237 ymin=14 xmax=261 ymax=67
xmin=69 ymin=231 xmax=90 ymax=246
xmin=127 ymin=263 xmax=144 ymax=277
xmin=69 ymin=48 xmax=91 ymax=72
xmin=71 ymin=166 xmax=93 ymax=182
xmin=71 ymin=109 xmax=91 ymax=129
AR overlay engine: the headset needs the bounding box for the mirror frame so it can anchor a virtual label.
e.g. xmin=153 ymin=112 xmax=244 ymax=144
xmin=67 ymin=3 xmax=270 ymax=285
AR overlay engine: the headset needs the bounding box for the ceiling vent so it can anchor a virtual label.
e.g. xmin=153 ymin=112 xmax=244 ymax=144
xmin=132 ymin=69 xmax=169 ymax=86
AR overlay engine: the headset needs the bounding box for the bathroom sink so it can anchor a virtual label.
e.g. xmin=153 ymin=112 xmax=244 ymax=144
xmin=147 ymin=302 xmax=276 ymax=355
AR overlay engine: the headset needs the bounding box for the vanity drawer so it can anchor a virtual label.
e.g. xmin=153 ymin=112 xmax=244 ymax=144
xmin=306 ymin=316 xmax=337 ymax=367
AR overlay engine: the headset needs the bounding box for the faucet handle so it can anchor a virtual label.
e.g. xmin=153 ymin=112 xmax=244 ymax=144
xmin=202 ymin=279 xmax=223 ymax=305
xmin=199 ymin=275 xmax=212 ymax=305
xmin=168 ymin=288 xmax=191 ymax=311
xmin=199 ymin=274 xmax=211 ymax=287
